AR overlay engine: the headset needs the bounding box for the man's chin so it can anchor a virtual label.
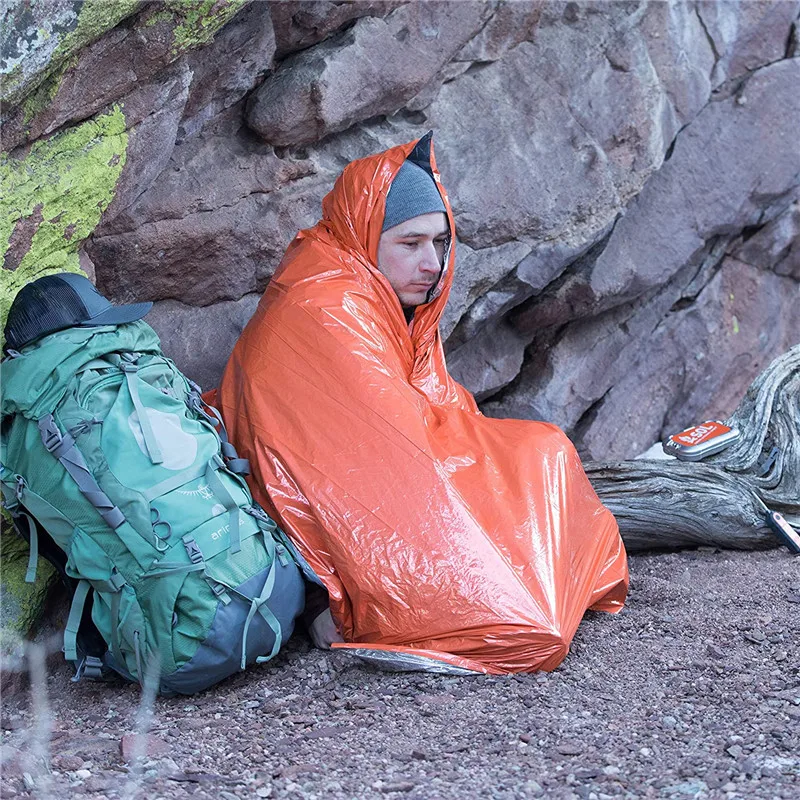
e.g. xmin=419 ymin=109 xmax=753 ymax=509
xmin=398 ymin=289 xmax=430 ymax=307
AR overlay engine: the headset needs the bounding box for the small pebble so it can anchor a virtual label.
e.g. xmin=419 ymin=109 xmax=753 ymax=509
xmin=381 ymin=782 xmax=415 ymax=793
xmin=706 ymin=644 xmax=725 ymax=659
xmin=52 ymin=755 xmax=84 ymax=772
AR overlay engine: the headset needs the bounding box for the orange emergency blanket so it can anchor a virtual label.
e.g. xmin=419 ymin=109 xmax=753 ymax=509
xmin=217 ymin=135 xmax=628 ymax=673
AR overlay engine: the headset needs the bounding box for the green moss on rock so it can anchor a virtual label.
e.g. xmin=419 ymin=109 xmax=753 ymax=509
xmin=166 ymin=0 xmax=249 ymax=54
xmin=0 ymin=104 xmax=128 ymax=336
xmin=21 ymin=55 xmax=77 ymax=126
xmin=144 ymin=8 xmax=173 ymax=28
xmin=52 ymin=0 xmax=142 ymax=63
xmin=0 ymin=528 xmax=57 ymax=654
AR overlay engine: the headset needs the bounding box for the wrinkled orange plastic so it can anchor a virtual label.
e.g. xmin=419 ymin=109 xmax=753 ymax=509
xmin=217 ymin=136 xmax=628 ymax=673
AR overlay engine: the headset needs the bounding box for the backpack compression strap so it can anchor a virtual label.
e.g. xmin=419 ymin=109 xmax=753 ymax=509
xmin=186 ymin=383 xmax=250 ymax=476
xmin=16 ymin=510 xmax=39 ymax=584
xmin=38 ymin=414 xmax=126 ymax=529
xmin=120 ymin=359 xmax=164 ymax=465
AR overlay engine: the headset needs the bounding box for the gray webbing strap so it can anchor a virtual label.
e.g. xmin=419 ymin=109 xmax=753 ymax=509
xmin=180 ymin=535 xmax=232 ymax=603
xmin=247 ymin=504 xmax=278 ymax=533
xmin=240 ymin=559 xmax=281 ymax=669
xmin=205 ymin=457 xmax=241 ymax=553
xmin=72 ymin=655 xmax=104 ymax=682
xmin=219 ymin=441 xmax=250 ymax=475
xmin=122 ymin=365 xmax=163 ymax=465
xmin=133 ymin=631 xmax=144 ymax=685
xmin=143 ymin=562 xmax=206 ymax=579
xmin=89 ymin=570 xmax=127 ymax=594
xmin=188 ymin=390 xmax=250 ymax=476
xmin=254 ymin=534 xmax=284 ymax=665
xmin=75 ymin=358 xmax=115 ymax=375
xmin=142 ymin=462 xmax=208 ymax=503
xmin=220 ymin=441 xmax=236 ymax=459
xmin=254 ymin=606 xmax=282 ymax=665
xmin=226 ymin=457 xmax=251 ymax=475
xmin=109 ymin=590 xmax=123 ymax=671
xmin=38 ymin=415 xmax=125 ymax=529
xmin=19 ymin=511 xmax=38 ymax=584
xmin=64 ymin=580 xmax=92 ymax=662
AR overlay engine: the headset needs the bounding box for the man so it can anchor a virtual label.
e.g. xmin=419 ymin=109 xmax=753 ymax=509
xmin=299 ymin=155 xmax=450 ymax=649
xmin=217 ymin=133 xmax=628 ymax=673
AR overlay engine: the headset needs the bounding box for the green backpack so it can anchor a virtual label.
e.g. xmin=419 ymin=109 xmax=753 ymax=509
xmin=0 ymin=320 xmax=305 ymax=694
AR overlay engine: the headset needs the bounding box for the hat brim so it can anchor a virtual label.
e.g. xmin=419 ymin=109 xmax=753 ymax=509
xmin=77 ymin=301 xmax=153 ymax=327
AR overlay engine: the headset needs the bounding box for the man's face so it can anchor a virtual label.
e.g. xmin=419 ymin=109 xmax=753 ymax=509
xmin=376 ymin=212 xmax=449 ymax=308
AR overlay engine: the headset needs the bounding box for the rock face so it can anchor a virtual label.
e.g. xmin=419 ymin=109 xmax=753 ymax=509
xmin=3 ymin=0 xmax=799 ymax=451
xmin=480 ymin=56 xmax=800 ymax=457
xmin=245 ymin=2 xmax=493 ymax=146
xmin=2 ymin=1 xmax=800 ymax=639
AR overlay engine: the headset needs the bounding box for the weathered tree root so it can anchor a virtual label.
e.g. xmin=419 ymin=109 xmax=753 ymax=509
xmin=585 ymin=345 xmax=800 ymax=552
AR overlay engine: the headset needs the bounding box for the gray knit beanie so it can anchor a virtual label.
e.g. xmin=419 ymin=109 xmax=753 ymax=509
xmin=382 ymin=160 xmax=446 ymax=232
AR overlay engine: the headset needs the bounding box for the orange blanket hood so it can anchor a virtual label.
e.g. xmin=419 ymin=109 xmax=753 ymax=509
xmin=217 ymin=134 xmax=628 ymax=673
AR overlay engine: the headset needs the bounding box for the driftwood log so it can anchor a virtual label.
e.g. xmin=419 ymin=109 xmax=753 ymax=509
xmin=585 ymin=345 xmax=800 ymax=552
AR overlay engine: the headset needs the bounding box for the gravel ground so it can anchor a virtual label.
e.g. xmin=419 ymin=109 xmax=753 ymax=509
xmin=2 ymin=548 xmax=799 ymax=800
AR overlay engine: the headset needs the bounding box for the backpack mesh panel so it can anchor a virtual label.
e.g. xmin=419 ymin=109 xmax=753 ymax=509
xmin=25 ymin=453 xmax=100 ymax=535
xmin=209 ymin=531 xmax=270 ymax=589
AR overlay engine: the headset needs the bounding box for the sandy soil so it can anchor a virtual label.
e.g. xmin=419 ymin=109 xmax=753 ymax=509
xmin=1 ymin=548 xmax=799 ymax=800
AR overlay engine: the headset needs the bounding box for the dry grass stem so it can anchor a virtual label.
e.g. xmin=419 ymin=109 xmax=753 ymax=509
xmin=120 ymin=653 xmax=161 ymax=800
xmin=24 ymin=639 xmax=53 ymax=800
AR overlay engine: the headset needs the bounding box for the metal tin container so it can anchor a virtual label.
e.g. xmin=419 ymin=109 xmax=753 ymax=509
xmin=662 ymin=420 xmax=740 ymax=461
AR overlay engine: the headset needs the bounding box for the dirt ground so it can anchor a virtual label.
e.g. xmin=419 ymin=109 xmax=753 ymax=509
xmin=1 ymin=548 xmax=799 ymax=800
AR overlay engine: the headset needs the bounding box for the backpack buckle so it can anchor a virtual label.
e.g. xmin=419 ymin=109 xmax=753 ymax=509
xmin=182 ymin=536 xmax=204 ymax=565
xmin=71 ymin=655 xmax=105 ymax=682
xmin=246 ymin=505 xmax=274 ymax=528
xmin=209 ymin=581 xmax=230 ymax=603
xmin=37 ymin=415 xmax=63 ymax=452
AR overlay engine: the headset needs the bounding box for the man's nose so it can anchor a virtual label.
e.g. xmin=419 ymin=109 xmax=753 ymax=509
xmin=419 ymin=243 xmax=441 ymax=273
